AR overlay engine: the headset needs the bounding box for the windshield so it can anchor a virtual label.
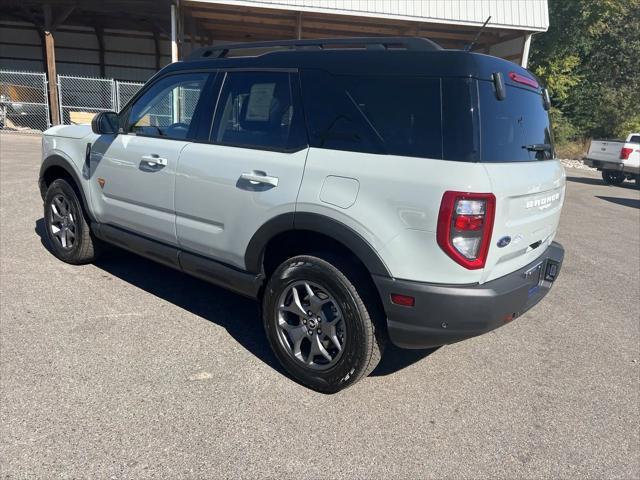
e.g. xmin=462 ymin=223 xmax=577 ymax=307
xmin=479 ymin=81 xmax=554 ymax=161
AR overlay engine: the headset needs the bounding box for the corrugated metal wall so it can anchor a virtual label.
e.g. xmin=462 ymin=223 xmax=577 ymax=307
xmin=198 ymin=0 xmax=549 ymax=31
xmin=0 ymin=21 xmax=172 ymax=81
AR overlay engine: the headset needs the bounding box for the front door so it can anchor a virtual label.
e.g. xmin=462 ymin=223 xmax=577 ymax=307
xmin=89 ymin=72 xmax=209 ymax=245
xmin=175 ymin=70 xmax=308 ymax=270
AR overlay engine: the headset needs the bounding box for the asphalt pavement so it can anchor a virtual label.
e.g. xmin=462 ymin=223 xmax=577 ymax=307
xmin=1 ymin=132 xmax=639 ymax=479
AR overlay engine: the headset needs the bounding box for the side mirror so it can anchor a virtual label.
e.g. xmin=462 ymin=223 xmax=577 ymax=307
xmin=91 ymin=111 xmax=120 ymax=135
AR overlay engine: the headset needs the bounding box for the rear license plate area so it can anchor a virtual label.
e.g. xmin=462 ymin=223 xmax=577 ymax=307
xmin=524 ymin=262 xmax=543 ymax=296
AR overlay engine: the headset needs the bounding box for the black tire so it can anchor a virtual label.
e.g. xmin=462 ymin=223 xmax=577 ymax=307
xmin=602 ymin=169 xmax=625 ymax=185
xmin=43 ymin=178 xmax=101 ymax=264
xmin=262 ymin=255 xmax=385 ymax=393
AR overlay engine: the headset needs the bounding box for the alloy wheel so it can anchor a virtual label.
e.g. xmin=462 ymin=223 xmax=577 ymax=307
xmin=49 ymin=194 xmax=76 ymax=250
xmin=276 ymin=281 xmax=346 ymax=370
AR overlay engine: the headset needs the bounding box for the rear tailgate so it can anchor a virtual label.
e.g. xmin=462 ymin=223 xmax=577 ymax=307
xmin=481 ymin=160 xmax=565 ymax=282
xmin=587 ymin=140 xmax=624 ymax=163
xmin=474 ymin=74 xmax=565 ymax=283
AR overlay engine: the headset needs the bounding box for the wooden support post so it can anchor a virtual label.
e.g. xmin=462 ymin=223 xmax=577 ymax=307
xmin=43 ymin=30 xmax=60 ymax=125
xmin=296 ymin=12 xmax=303 ymax=40
xmin=94 ymin=25 xmax=105 ymax=77
xmin=38 ymin=2 xmax=74 ymax=125
xmin=42 ymin=4 xmax=61 ymax=125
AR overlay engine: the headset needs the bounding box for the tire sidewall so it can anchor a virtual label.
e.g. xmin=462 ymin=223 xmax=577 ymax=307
xmin=43 ymin=179 xmax=86 ymax=262
xmin=263 ymin=258 xmax=373 ymax=392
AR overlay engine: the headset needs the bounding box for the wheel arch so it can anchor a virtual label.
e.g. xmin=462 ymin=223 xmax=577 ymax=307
xmin=39 ymin=155 xmax=94 ymax=221
xmin=245 ymin=212 xmax=391 ymax=278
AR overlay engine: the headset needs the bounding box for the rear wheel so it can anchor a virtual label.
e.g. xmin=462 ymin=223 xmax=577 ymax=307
xmin=602 ymin=170 xmax=625 ymax=185
xmin=262 ymin=255 xmax=384 ymax=393
xmin=43 ymin=178 xmax=101 ymax=264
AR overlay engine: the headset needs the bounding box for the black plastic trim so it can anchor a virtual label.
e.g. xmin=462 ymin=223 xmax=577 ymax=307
xmin=39 ymin=155 xmax=95 ymax=222
xmin=93 ymin=223 xmax=263 ymax=299
xmin=375 ymin=241 xmax=565 ymax=349
xmin=244 ymin=212 xmax=391 ymax=277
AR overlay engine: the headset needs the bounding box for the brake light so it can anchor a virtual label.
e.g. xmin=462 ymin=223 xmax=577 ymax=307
xmin=508 ymin=71 xmax=539 ymax=89
xmin=437 ymin=191 xmax=496 ymax=269
xmin=620 ymin=147 xmax=633 ymax=160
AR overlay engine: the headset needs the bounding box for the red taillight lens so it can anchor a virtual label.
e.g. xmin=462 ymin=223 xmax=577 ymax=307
xmin=620 ymin=147 xmax=633 ymax=160
xmin=437 ymin=191 xmax=496 ymax=270
xmin=454 ymin=214 xmax=485 ymax=231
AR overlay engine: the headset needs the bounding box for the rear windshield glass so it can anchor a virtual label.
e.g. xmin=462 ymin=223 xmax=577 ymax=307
xmin=479 ymin=81 xmax=554 ymax=161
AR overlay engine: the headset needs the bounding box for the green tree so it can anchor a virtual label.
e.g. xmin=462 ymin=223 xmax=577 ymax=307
xmin=530 ymin=0 xmax=640 ymax=142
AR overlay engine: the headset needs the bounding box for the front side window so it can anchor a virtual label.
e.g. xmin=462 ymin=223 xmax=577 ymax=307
xmin=211 ymin=71 xmax=306 ymax=151
xmin=127 ymin=73 xmax=208 ymax=140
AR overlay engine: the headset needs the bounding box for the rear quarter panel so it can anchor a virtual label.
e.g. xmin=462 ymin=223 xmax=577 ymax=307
xmin=297 ymin=148 xmax=493 ymax=284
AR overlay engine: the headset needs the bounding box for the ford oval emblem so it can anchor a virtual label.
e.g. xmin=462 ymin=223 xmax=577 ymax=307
xmin=497 ymin=236 xmax=511 ymax=248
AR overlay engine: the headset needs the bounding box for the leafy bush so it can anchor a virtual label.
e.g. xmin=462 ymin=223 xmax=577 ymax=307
xmin=530 ymin=0 xmax=640 ymax=141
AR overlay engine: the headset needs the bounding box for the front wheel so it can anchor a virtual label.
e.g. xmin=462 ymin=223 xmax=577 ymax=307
xmin=262 ymin=255 xmax=384 ymax=393
xmin=602 ymin=170 xmax=625 ymax=185
xmin=43 ymin=178 xmax=102 ymax=264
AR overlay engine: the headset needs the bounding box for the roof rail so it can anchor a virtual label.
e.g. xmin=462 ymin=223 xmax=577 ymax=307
xmin=187 ymin=37 xmax=442 ymax=61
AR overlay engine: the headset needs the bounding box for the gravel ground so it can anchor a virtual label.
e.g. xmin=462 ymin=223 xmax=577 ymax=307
xmin=1 ymin=133 xmax=639 ymax=479
xmin=559 ymin=158 xmax=596 ymax=171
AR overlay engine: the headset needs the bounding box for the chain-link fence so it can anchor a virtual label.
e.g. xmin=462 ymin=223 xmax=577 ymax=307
xmin=58 ymin=75 xmax=116 ymax=125
xmin=115 ymin=81 xmax=144 ymax=111
xmin=0 ymin=70 xmax=50 ymax=133
xmin=0 ymin=70 xmax=145 ymax=132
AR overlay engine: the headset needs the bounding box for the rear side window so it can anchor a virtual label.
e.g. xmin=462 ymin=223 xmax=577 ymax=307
xmin=479 ymin=81 xmax=553 ymax=161
xmin=301 ymin=71 xmax=442 ymax=158
xmin=629 ymin=135 xmax=640 ymax=144
xmin=210 ymin=71 xmax=306 ymax=151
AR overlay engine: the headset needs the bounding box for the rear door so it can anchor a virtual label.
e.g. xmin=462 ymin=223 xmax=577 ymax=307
xmin=476 ymin=80 xmax=565 ymax=282
xmin=174 ymin=70 xmax=308 ymax=270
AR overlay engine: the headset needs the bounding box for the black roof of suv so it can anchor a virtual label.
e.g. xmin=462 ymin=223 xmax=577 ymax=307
xmin=160 ymin=37 xmax=543 ymax=92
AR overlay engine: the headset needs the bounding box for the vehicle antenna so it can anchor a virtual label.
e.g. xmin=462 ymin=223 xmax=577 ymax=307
xmin=465 ymin=16 xmax=492 ymax=52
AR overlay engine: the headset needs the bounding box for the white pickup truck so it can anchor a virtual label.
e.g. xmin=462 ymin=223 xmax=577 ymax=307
xmin=583 ymin=133 xmax=640 ymax=185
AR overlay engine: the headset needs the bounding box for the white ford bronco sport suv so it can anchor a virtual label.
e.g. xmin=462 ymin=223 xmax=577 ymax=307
xmin=39 ymin=38 xmax=565 ymax=392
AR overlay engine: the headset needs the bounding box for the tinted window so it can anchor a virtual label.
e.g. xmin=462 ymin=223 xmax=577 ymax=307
xmin=211 ymin=71 xmax=306 ymax=151
xmin=127 ymin=73 xmax=208 ymax=140
xmin=301 ymin=70 xmax=383 ymax=155
xmin=442 ymin=77 xmax=480 ymax=162
xmin=629 ymin=135 xmax=640 ymax=144
xmin=302 ymin=71 xmax=442 ymax=158
xmin=479 ymin=81 xmax=553 ymax=161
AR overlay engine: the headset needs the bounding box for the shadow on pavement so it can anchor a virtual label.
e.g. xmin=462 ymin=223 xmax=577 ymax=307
xmin=566 ymin=176 xmax=639 ymax=189
xmin=595 ymin=196 xmax=640 ymax=209
xmin=35 ymin=218 xmax=435 ymax=380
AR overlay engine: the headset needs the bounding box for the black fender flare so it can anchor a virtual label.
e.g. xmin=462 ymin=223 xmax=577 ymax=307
xmin=39 ymin=154 xmax=94 ymax=221
xmin=245 ymin=212 xmax=391 ymax=277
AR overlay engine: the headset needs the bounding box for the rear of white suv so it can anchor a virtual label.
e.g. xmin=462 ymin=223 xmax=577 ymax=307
xmin=296 ymin=54 xmax=565 ymax=350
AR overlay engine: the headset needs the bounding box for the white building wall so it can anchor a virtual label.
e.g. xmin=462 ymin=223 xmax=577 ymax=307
xmin=193 ymin=0 xmax=549 ymax=31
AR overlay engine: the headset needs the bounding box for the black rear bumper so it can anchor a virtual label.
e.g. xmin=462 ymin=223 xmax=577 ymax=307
xmin=374 ymin=241 xmax=564 ymax=349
